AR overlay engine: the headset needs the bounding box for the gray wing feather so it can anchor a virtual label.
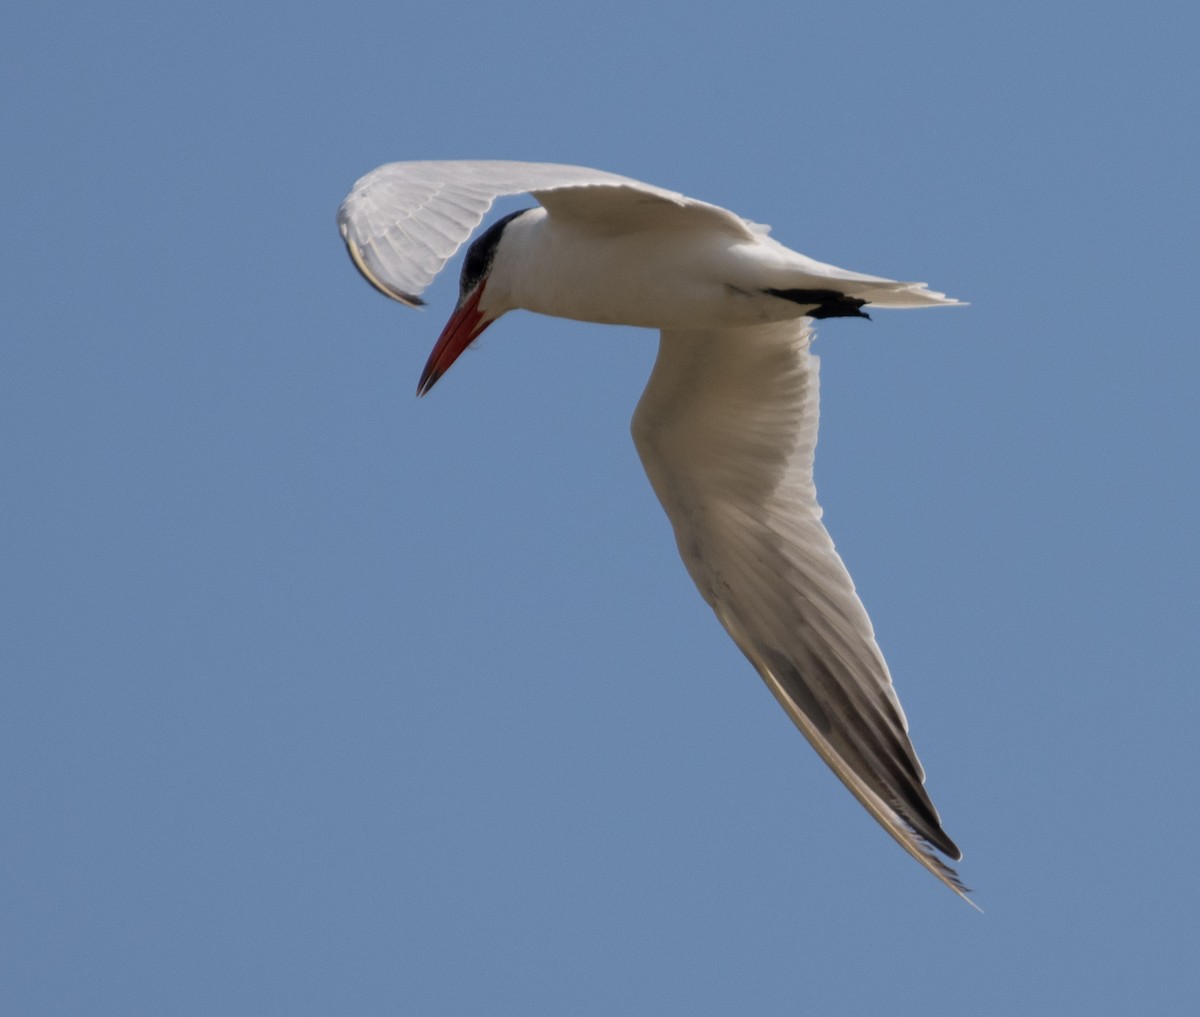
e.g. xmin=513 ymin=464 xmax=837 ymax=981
xmin=631 ymin=321 xmax=971 ymax=902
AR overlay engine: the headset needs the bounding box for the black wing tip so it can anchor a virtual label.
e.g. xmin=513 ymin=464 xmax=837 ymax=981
xmin=908 ymin=830 xmax=976 ymax=903
xmin=907 ymin=821 xmax=978 ymax=907
xmin=884 ymin=784 xmax=963 ymax=862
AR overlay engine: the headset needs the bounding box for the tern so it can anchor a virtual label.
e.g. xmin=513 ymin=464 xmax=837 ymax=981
xmin=338 ymin=160 xmax=971 ymax=903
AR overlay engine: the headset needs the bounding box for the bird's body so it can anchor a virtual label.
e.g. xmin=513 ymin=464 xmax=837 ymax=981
xmin=338 ymin=160 xmax=971 ymax=904
xmin=479 ymin=205 xmax=909 ymax=330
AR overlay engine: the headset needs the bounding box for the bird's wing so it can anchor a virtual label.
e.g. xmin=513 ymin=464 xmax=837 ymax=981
xmin=337 ymin=160 xmax=758 ymax=306
xmin=631 ymin=320 xmax=971 ymax=902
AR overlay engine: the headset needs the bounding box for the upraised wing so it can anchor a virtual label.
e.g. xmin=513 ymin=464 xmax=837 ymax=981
xmin=631 ymin=319 xmax=971 ymax=903
xmin=337 ymin=160 xmax=759 ymax=306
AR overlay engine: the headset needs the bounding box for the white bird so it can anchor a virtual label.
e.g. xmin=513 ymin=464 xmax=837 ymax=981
xmin=338 ymin=160 xmax=971 ymax=904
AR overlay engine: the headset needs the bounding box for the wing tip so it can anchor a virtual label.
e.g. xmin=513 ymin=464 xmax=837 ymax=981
xmin=881 ymin=809 xmax=977 ymax=909
xmin=339 ymin=230 xmax=426 ymax=307
xmin=715 ymin=609 xmax=977 ymax=908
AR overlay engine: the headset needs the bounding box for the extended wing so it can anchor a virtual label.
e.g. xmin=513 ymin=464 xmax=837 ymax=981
xmin=631 ymin=320 xmax=971 ymax=903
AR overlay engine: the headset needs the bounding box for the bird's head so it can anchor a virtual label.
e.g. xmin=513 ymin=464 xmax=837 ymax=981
xmin=417 ymin=208 xmax=530 ymax=396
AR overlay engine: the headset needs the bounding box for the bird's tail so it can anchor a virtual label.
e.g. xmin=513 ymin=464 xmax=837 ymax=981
xmin=853 ymin=280 xmax=963 ymax=309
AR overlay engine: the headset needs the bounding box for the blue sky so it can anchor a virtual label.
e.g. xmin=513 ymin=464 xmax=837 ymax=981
xmin=3 ymin=2 xmax=1198 ymax=1013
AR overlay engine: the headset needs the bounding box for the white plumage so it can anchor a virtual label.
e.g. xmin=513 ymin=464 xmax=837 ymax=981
xmin=338 ymin=160 xmax=971 ymax=904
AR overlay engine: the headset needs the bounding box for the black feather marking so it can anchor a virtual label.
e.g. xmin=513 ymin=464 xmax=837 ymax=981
xmin=765 ymin=288 xmax=871 ymax=320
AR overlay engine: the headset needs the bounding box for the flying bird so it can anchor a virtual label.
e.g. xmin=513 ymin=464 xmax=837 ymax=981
xmin=337 ymin=160 xmax=971 ymax=904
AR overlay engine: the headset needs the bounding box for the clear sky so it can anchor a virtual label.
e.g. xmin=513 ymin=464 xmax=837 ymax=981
xmin=3 ymin=2 xmax=1198 ymax=1014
